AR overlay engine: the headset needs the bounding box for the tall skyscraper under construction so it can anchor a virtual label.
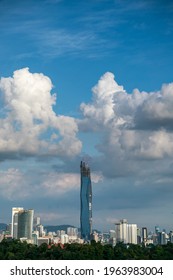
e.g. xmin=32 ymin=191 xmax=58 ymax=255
xmin=80 ymin=161 xmax=92 ymax=241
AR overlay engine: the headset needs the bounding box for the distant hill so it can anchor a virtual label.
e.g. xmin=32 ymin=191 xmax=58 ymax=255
xmin=0 ymin=223 xmax=7 ymax=230
xmin=44 ymin=225 xmax=78 ymax=233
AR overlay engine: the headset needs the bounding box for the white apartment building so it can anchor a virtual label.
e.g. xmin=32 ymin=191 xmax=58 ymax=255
xmin=115 ymin=219 xmax=137 ymax=244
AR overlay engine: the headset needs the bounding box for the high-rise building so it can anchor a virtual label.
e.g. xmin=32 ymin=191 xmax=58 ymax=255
xmin=169 ymin=231 xmax=173 ymax=243
xmin=36 ymin=224 xmax=45 ymax=237
xmin=127 ymin=224 xmax=137 ymax=244
xmin=11 ymin=207 xmax=24 ymax=238
xmin=17 ymin=209 xmax=34 ymax=240
xmin=158 ymin=232 xmax=168 ymax=245
xmin=67 ymin=227 xmax=78 ymax=237
xmin=33 ymin=216 xmax=41 ymax=230
xmin=115 ymin=219 xmax=137 ymax=244
xmin=155 ymin=225 xmax=160 ymax=234
xmin=80 ymin=161 xmax=92 ymax=241
xmin=115 ymin=219 xmax=128 ymax=243
xmin=137 ymin=228 xmax=142 ymax=244
xmin=142 ymin=227 xmax=148 ymax=243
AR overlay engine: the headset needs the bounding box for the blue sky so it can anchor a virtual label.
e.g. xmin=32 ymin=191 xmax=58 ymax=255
xmin=0 ymin=0 xmax=173 ymax=232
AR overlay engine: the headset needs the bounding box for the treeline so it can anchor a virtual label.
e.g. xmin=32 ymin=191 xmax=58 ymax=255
xmin=0 ymin=239 xmax=173 ymax=259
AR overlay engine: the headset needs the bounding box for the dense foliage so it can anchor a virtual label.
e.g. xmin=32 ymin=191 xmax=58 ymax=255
xmin=1 ymin=239 xmax=173 ymax=260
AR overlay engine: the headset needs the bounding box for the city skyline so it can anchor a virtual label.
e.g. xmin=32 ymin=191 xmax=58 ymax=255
xmin=1 ymin=202 xmax=172 ymax=235
xmin=2 ymin=206 xmax=172 ymax=247
xmin=0 ymin=0 xmax=173 ymax=232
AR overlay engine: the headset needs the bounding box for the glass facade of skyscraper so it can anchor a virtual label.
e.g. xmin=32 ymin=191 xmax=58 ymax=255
xmin=11 ymin=207 xmax=24 ymax=238
xmin=80 ymin=161 xmax=92 ymax=241
xmin=17 ymin=209 xmax=34 ymax=240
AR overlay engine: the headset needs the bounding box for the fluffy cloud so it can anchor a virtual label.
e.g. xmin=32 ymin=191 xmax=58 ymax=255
xmin=1 ymin=69 xmax=173 ymax=206
xmin=0 ymin=68 xmax=82 ymax=159
xmin=79 ymin=72 xmax=126 ymax=130
xmin=0 ymin=164 xmax=103 ymax=200
xmin=42 ymin=172 xmax=80 ymax=195
xmin=42 ymin=171 xmax=103 ymax=195
xmin=79 ymin=72 xmax=173 ymax=178
xmin=135 ymin=83 xmax=173 ymax=130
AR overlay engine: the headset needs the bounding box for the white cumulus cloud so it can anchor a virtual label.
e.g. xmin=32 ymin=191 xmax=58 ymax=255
xmin=42 ymin=171 xmax=103 ymax=195
xmin=79 ymin=72 xmax=126 ymax=130
xmin=0 ymin=68 xmax=82 ymax=160
xmin=78 ymin=72 xmax=173 ymax=178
